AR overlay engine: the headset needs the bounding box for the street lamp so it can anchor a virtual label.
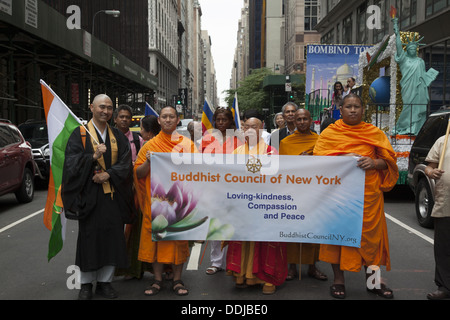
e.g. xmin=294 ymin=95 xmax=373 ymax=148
xmin=90 ymin=9 xmax=120 ymax=99
xmin=92 ymin=9 xmax=120 ymax=38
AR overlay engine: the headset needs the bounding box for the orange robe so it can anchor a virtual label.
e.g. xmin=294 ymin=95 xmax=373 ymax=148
xmin=279 ymin=130 xmax=321 ymax=265
xmin=313 ymin=120 xmax=399 ymax=272
xmin=135 ymin=131 xmax=197 ymax=265
xmin=201 ymin=133 xmax=243 ymax=154
xmin=279 ymin=130 xmax=318 ymax=156
xmin=226 ymin=141 xmax=287 ymax=286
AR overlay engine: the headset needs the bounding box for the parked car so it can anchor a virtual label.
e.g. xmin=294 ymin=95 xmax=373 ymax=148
xmin=0 ymin=119 xmax=35 ymax=203
xmin=407 ymin=107 xmax=450 ymax=228
xmin=177 ymin=118 xmax=193 ymax=138
xmin=18 ymin=120 xmax=49 ymax=180
xmin=130 ymin=115 xmax=144 ymax=132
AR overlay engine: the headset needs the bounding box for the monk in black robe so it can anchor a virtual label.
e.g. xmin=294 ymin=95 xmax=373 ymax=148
xmin=62 ymin=94 xmax=135 ymax=300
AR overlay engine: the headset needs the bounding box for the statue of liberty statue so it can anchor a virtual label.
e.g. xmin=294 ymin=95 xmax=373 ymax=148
xmin=393 ymin=16 xmax=438 ymax=135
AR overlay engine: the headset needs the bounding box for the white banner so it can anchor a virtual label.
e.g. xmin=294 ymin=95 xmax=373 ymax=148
xmin=150 ymin=153 xmax=365 ymax=248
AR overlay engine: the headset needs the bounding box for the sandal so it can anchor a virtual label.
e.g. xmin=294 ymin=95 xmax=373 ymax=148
xmin=308 ymin=269 xmax=328 ymax=281
xmin=330 ymin=284 xmax=346 ymax=299
xmin=286 ymin=271 xmax=298 ymax=281
xmin=172 ymin=280 xmax=189 ymax=296
xmin=144 ymin=279 xmax=162 ymax=296
xmin=367 ymin=283 xmax=394 ymax=299
xmin=262 ymin=284 xmax=276 ymax=295
xmin=206 ymin=266 xmax=223 ymax=275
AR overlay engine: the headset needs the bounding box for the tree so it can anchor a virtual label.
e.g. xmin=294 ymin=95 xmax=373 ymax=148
xmin=224 ymin=68 xmax=274 ymax=113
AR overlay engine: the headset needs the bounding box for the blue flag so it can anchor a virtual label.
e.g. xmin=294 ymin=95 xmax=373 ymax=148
xmin=145 ymin=102 xmax=159 ymax=117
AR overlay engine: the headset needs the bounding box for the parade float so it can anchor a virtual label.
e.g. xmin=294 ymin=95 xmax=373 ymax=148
xmin=358 ymin=7 xmax=438 ymax=184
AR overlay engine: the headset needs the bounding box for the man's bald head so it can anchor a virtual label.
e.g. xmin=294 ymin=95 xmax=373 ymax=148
xmin=294 ymin=108 xmax=313 ymax=134
xmin=92 ymin=94 xmax=112 ymax=105
xmin=243 ymin=117 xmax=263 ymax=146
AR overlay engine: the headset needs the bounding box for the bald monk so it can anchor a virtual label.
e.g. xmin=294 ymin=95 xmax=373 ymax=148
xmin=279 ymin=109 xmax=327 ymax=281
xmin=134 ymin=106 xmax=197 ymax=296
xmin=314 ymin=94 xmax=399 ymax=299
xmin=225 ymin=117 xmax=287 ymax=295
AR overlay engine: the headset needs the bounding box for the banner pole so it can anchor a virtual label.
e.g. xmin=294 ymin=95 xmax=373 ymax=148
xmin=438 ymin=118 xmax=450 ymax=170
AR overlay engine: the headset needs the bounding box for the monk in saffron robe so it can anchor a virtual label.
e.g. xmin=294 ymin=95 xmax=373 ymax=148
xmin=279 ymin=109 xmax=327 ymax=281
xmin=134 ymin=106 xmax=197 ymax=296
xmin=313 ymin=94 xmax=399 ymax=299
xmin=226 ymin=117 xmax=287 ymax=295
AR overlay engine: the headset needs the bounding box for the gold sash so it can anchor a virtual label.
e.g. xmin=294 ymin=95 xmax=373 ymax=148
xmin=87 ymin=120 xmax=118 ymax=197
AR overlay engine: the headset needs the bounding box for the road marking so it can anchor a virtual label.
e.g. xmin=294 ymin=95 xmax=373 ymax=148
xmin=186 ymin=242 xmax=203 ymax=270
xmin=0 ymin=208 xmax=44 ymax=234
xmin=385 ymin=213 xmax=434 ymax=245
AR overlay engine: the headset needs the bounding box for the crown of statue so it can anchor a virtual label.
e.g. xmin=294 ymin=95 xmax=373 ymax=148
xmin=403 ymin=35 xmax=426 ymax=49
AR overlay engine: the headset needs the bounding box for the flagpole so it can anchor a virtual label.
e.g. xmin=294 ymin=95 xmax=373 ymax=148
xmin=234 ymin=92 xmax=241 ymax=130
xmin=438 ymin=118 xmax=450 ymax=170
xmin=82 ymin=123 xmax=100 ymax=145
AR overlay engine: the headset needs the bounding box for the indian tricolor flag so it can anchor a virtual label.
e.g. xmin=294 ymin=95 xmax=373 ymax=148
xmin=40 ymin=80 xmax=83 ymax=261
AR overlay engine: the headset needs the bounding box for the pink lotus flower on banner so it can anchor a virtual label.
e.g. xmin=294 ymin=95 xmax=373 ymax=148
xmin=151 ymin=179 xmax=207 ymax=240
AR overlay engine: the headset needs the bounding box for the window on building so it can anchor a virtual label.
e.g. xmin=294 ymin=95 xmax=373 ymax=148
xmin=336 ymin=23 xmax=340 ymax=44
xmin=400 ymin=0 xmax=417 ymax=29
xmin=423 ymin=41 xmax=450 ymax=111
xmin=321 ymin=28 xmax=334 ymax=44
xmin=373 ymin=0 xmax=388 ymax=43
xmin=357 ymin=2 xmax=367 ymax=44
xmin=305 ymin=0 xmax=319 ymax=31
xmin=426 ymin=0 xmax=449 ymax=17
xmin=342 ymin=14 xmax=352 ymax=44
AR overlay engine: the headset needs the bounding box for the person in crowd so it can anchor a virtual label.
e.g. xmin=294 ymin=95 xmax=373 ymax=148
xmin=279 ymin=109 xmax=327 ymax=282
xmin=201 ymin=108 xmax=243 ymax=275
xmin=225 ymin=117 xmax=287 ymax=295
xmin=330 ymin=82 xmax=344 ymax=120
xmin=62 ymin=94 xmax=136 ymax=300
xmin=140 ymin=115 xmax=161 ymax=143
xmin=134 ymin=106 xmax=197 ymax=296
xmin=113 ymin=105 xmax=144 ymax=165
xmin=424 ymin=135 xmax=450 ymax=300
xmin=242 ymin=109 xmax=271 ymax=145
xmin=187 ymin=120 xmax=202 ymax=149
xmin=113 ymin=105 xmax=147 ymax=280
xmin=270 ymin=102 xmax=298 ymax=148
xmin=272 ymin=112 xmax=285 ymax=134
xmin=343 ymin=77 xmax=356 ymax=97
xmin=202 ymin=108 xmax=243 ymax=154
xmin=314 ymin=94 xmax=399 ymax=299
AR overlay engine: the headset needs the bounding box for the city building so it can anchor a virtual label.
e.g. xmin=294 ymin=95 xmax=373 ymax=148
xmin=233 ymin=0 xmax=321 ymax=79
xmin=231 ymin=1 xmax=250 ymax=90
xmin=284 ymin=0 xmax=321 ymax=74
xmin=316 ymin=0 xmax=449 ymax=109
xmin=0 ymin=0 xmax=157 ymax=123
xmin=148 ymin=0 xmax=180 ymax=110
xmin=201 ymin=30 xmax=218 ymax=108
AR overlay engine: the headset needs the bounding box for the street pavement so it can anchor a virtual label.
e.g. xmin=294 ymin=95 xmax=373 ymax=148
xmin=0 ymin=185 xmax=439 ymax=311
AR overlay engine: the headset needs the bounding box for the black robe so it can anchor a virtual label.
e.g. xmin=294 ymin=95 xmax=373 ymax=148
xmin=62 ymin=126 xmax=136 ymax=272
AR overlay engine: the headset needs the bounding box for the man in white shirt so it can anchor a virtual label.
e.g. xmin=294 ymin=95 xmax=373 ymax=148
xmin=343 ymin=77 xmax=356 ymax=97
